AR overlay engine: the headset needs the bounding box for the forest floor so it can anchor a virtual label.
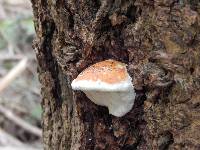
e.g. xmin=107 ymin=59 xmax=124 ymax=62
xmin=0 ymin=0 xmax=42 ymax=149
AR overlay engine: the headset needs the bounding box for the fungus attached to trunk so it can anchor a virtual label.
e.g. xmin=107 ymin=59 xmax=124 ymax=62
xmin=71 ymin=59 xmax=136 ymax=117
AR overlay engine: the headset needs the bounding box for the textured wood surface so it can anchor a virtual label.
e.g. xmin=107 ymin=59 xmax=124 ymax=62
xmin=31 ymin=0 xmax=200 ymax=149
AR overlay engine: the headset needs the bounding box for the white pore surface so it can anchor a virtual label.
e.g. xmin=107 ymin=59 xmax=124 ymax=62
xmin=84 ymin=86 xmax=135 ymax=117
xmin=71 ymin=75 xmax=133 ymax=92
xmin=71 ymin=73 xmax=136 ymax=117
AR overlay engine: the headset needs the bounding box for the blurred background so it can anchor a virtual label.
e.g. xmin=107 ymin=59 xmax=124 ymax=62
xmin=0 ymin=0 xmax=42 ymax=149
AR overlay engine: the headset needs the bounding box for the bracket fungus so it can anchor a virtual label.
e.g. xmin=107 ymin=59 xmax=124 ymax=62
xmin=71 ymin=59 xmax=136 ymax=117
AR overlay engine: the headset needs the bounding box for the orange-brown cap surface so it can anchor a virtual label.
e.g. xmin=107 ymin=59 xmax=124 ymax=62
xmin=75 ymin=59 xmax=128 ymax=84
xmin=71 ymin=59 xmax=133 ymax=91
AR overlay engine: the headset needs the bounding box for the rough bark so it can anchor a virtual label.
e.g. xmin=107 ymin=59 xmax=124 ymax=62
xmin=31 ymin=0 xmax=200 ymax=149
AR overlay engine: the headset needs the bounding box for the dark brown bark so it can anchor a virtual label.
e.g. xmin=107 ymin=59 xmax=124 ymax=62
xmin=31 ymin=0 xmax=200 ymax=149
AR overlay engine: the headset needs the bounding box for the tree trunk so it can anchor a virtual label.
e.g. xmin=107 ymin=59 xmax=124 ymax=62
xmin=31 ymin=0 xmax=200 ymax=149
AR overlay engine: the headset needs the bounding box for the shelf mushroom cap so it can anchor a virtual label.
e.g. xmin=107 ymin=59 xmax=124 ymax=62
xmin=71 ymin=59 xmax=136 ymax=117
xmin=71 ymin=59 xmax=133 ymax=91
